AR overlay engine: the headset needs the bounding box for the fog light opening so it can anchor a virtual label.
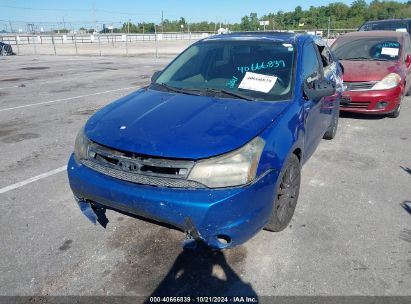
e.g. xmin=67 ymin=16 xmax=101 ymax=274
xmin=376 ymin=101 xmax=389 ymax=109
xmin=216 ymin=234 xmax=232 ymax=246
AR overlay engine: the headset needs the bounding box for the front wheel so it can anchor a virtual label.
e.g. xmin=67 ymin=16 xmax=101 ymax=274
xmin=323 ymin=108 xmax=339 ymax=140
xmin=265 ymin=154 xmax=301 ymax=232
xmin=387 ymin=102 xmax=401 ymax=118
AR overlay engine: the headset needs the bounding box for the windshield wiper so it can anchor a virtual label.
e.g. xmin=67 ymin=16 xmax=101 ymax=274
xmin=151 ymin=83 xmax=201 ymax=96
xmin=152 ymin=84 xmax=258 ymax=101
xmin=213 ymin=89 xmax=259 ymax=101
xmin=190 ymin=88 xmax=258 ymax=101
xmin=342 ymin=57 xmax=372 ymax=61
xmin=343 ymin=57 xmax=393 ymax=61
xmin=370 ymin=58 xmax=391 ymax=61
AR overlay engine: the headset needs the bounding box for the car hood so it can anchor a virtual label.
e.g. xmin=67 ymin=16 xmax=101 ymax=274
xmin=85 ymin=88 xmax=290 ymax=159
xmin=341 ymin=60 xmax=400 ymax=82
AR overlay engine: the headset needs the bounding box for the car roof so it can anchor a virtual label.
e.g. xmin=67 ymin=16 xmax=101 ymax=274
xmin=202 ymin=31 xmax=311 ymax=44
xmin=342 ymin=30 xmax=407 ymax=39
xmin=363 ymin=18 xmax=411 ymax=23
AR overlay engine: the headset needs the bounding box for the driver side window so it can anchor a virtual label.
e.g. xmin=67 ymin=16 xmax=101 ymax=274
xmin=302 ymin=42 xmax=323 ymax=89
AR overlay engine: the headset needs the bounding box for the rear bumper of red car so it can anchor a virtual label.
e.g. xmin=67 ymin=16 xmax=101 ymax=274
xmin=340 ymin=85 xmax=403 ymax=114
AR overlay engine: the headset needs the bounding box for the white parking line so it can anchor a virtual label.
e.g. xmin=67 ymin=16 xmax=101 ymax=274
xmin=0 ymin=73 xmax=131 ymax=90
xmin=0 ymin=85 xmax=19 ymax=90
xmin=0 ymin=166 xmax=67 ymax=194
xmin=0 ymin=87 xmax=135 ymax=112
xmin=0 ymin=68 xmax=79 ymax=80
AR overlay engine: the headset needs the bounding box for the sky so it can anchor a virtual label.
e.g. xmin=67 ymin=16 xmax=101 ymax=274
xmin=0 ymin=0 xmax=360 ymax=29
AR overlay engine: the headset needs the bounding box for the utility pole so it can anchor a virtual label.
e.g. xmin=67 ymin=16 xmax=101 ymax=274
xmin=128 ymin=18 xmax=130 ymax=34
xmin=92 ymin=5 xmax=97 ymax=33
xmin=327 ymin=16 xmax=331 ymax=39
xmin=62 ymin=15 xmax=66 ymax=31
xmin=8 ymin=21 xmax=13 ymax=33
xmin=161 ymin=10 xmax=164 ymax=33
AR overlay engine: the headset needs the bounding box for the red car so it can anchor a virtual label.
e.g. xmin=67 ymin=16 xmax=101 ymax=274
xmin=331 ymin=31 xmax=411 ymax=118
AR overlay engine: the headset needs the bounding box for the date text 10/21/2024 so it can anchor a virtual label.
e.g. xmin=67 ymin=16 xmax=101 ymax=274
xmin=148 ymin=296 xmax=258 ymax=303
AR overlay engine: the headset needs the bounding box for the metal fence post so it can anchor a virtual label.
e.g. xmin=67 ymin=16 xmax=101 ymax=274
xmin=155 ymin=26 xmax=158 ymax=59
xmin=74 ymin=33 xmax=78 ymax=55
xmin=98 ymin=34 xmax=101 ymax=56
xmin=125 ymin=34 xmax=128 ymax=57
xmin=51 ymin=35 xmax=57 ymax=55
xmin=32 ymin=35 xmax=37 ymax=55
xmin=15 ymin=36 xmax=20 ymax=55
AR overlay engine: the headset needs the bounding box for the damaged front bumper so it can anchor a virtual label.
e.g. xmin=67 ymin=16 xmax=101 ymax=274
xmin=67 ymin=154 xmax=279 ymax=249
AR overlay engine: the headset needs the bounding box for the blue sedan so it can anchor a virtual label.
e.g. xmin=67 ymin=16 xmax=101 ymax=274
xmin=67 ymin=32 xmax=343 ymax=249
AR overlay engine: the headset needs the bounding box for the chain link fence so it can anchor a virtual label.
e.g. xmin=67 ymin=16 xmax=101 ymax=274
xmin=0 ymin=32 xmax=212 ymax=56
xmin=0 ymin=29 xmax=355 ymax=56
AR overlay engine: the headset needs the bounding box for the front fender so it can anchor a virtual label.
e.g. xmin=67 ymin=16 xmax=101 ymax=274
xmin=257 ymin=101 xmax=305 ymax=176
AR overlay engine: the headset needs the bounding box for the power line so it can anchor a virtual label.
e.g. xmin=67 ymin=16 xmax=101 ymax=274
xmin=0 ymin=4 xmax=89 ymax=12
xmin=0 ymin=4 xmax=166 ymax=17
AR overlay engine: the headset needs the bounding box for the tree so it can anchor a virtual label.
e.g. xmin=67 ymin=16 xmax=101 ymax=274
xmin=74 ymin=1 xmax=411 ymax=33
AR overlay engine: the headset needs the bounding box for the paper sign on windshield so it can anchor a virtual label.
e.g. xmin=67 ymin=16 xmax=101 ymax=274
xmin=238 ymin=72 xmax=277 ymax=93
xmin=381 ymin=47 xmax=399 ymax=56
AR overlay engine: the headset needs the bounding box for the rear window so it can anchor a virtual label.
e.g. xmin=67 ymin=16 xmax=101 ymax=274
xmin=360 ymin=21 xmax=409 ymax=33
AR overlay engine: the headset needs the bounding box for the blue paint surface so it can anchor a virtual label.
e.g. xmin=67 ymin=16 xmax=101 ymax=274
xmin=67 ymin=32 xmax=343 ymax=248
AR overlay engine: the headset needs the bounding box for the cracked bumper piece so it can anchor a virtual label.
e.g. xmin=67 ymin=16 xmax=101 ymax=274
xmin=67 ymin=154 xmax=279 ymax=249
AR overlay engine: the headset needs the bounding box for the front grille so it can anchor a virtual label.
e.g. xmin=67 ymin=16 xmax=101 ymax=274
xmin=340 ymin=101 xmax=370 ymax=109
xmin=344 ymin=81 xmax=377 ymax=91
xmin=82 ymin=159 xmax=205 ymax=188
xmin=82 ymin=142 xmax=205 ymax=188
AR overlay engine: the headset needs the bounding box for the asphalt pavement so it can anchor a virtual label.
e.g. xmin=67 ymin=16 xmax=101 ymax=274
xmin=0 ymin=54 xmax=410 ymax=298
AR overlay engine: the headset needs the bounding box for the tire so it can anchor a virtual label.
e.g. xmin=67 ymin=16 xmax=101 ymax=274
xmin=265 ymin=154 xmax=301 ymax=232
xmin=323 ymin=108 xmax=339 ymax=140
xmin=388 ymin=102 xmax=401 ymax=118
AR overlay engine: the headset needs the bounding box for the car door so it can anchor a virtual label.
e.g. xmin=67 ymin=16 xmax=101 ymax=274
xmin=403 ymin=34 xmax=411 ymax=94
xmin=317 ymin=42 xmax=341 ymax=128
xmin=302 ymin=41 xmax=327 ymax=161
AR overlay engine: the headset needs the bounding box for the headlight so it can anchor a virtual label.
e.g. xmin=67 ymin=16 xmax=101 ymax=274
xmin=372 ymin=73 xmax=401 ymax=90
xmin=74 ymin=127 xmax=91 ymax=161
xmin=188 ymin=137 xmax=265 ymax=188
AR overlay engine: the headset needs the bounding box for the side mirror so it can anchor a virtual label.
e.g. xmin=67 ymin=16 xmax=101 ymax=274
xmin=151 ymin=70 xmax=162 ymax=83
xmin=338 ymin=62 xmax=344 ymax=75
xmin=406 ymin=55 xmax=411 ymax=68
xmin=304 ymin=79 xmax=336 ymax=101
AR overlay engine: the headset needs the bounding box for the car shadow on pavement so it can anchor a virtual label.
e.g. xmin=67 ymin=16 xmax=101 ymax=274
xmin=339 ymin=111 xmax=386 ymax=120
xmin=400 ymin=166 xmax=411 ymax=175
xmin=400 ymin=201 xmax=411 ymax=215
xmin=399 ymin=229 xmax=411 ymax=243
xmin=146 ymin=242 xmax=258 ymax=301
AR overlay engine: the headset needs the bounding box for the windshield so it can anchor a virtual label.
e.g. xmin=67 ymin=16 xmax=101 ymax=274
xmin=153 ymin=40 xmax=296 ymax=101
xmin=331 ymin=37 xmax=401 ymax=61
